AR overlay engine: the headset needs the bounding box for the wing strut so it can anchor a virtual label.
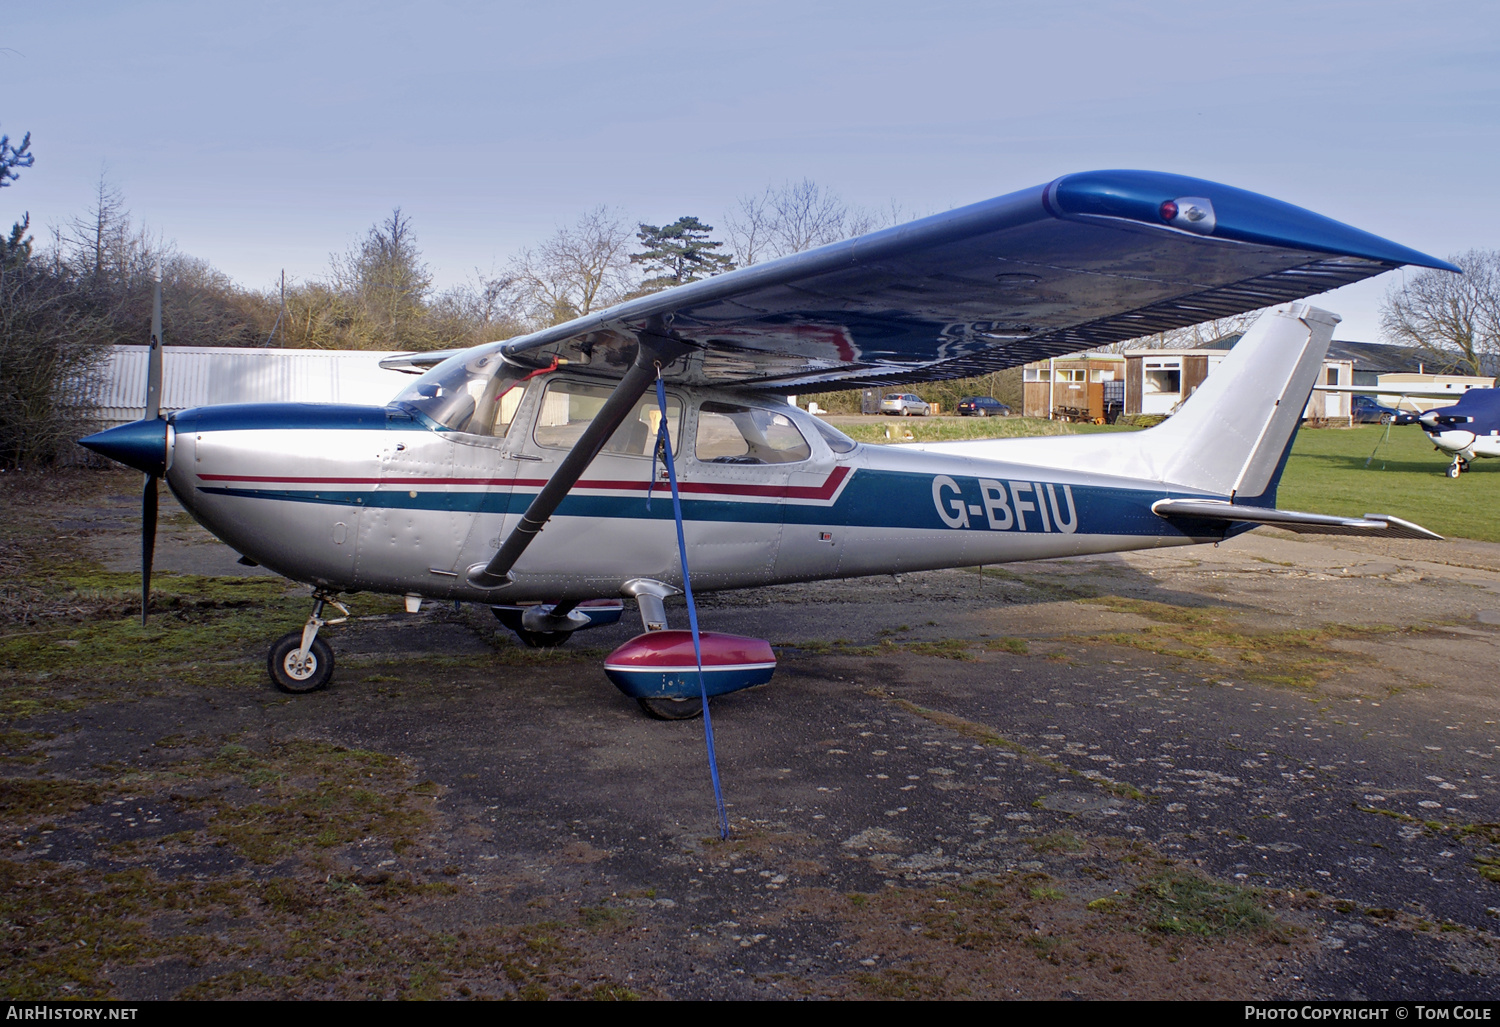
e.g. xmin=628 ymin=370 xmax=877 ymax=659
xmin=466 ymin=323 xmax=693 ymax=589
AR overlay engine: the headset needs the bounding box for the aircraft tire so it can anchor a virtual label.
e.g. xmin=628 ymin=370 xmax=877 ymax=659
xmin=637 ymin=696 xmax=705 ymax=720
xmin=1447 ymin=463 xmax=1462 ymax=478
xmin=268 ymin=632 xmax=334 ymax=694
xmin=514 ymin=629 xmax=571 ymax=649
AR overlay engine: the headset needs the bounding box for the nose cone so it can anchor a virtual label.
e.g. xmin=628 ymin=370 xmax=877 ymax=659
xmin=79 ymin=418 xmax=170 ymax=476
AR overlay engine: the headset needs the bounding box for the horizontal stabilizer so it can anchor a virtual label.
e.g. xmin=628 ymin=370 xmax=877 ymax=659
xmin=1151 ymin=499 xmax=1443 ymax=541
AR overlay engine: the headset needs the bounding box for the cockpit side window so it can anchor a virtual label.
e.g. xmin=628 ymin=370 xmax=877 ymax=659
xmin=695 ymin=402 xmax=811 ymax=464
xmin=533 ymin=380 xmax=682 ymax=457
xmin=392 ymin=346 xmax=523 ymax=436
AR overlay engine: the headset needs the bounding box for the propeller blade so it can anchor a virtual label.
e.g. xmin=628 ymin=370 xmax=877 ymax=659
xmin=142 ymin=474 xmax=158 ymax=625
xmin=145 ymin=260 xmax=163 ymax=422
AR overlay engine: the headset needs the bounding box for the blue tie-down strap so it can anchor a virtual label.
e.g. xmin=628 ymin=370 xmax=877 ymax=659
xmin=654 ymin=373 xmax=730 ymax=840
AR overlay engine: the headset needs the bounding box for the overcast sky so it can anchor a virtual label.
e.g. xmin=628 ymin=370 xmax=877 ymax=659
xmin=6 ymin=0 xmax=1498 ymax=341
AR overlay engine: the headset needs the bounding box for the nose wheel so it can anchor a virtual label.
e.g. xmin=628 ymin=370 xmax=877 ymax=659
xmin=268 ymin=593 xmax=347 ymax=694
xmin=269 ymin=632 xmax=334 ymax=693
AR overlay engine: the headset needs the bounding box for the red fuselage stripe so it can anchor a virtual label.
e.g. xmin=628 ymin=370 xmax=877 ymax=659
xmin=197 ymin=465 xmax=851 ymax=501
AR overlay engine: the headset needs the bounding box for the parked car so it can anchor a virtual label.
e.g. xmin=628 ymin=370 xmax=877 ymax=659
xmin=956 ymin=396 xmax=1010 ymax=417
xmin=1352 ymin=395 xmax=1401 ymax=424
xmin=880 ymin=393 xmax=931 ymax=416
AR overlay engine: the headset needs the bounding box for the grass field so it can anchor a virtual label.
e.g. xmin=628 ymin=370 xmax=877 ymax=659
xmin=848 ymin=416 xmax=1497 ymax=543
xmin=832 ymin=415 xmax=1080 ymax=444
xmin=1276 ymin=424 xmax=1497 ymax=543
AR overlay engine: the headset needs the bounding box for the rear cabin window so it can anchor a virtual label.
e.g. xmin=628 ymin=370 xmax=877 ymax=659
xmin=809 ymin=417 xmax=857 ymax=454
xmin=533 ymin=380 xmax=682 ymax=457
xmin=695 ymin=402 xmax=811 ymax=464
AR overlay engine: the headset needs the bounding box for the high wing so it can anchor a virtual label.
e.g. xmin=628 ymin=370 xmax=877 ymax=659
xmin=1314 ymin=383 xmax=1492 ymax=398
xmin=384 ymin=169 xmax=1454 ymax=391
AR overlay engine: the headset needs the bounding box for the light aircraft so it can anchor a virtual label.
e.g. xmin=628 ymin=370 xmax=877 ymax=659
xmin=1315 ymin=381 xmax=1499 ymax=477
xmin=80 ymin=170 xmax=1453 ymax=718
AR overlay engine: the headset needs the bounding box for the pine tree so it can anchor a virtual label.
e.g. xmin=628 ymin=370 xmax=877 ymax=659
xmin=631 ymin=217 xmax=735 ymax=293
xmin=2 ymin=129 xmax=35 ymax=270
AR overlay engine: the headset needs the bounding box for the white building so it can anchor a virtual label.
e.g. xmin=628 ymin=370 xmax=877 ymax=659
xmin=1121 ymin=348 xmax=1353 ymax=422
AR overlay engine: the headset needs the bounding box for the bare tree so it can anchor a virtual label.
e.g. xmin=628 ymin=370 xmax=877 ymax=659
xmin=723 ymin=180 xmax=887 ymax=266
xmin=1105 ymin=311 xmax=1265 ymax=353
xmin=428 ymin=272 xmax=529 ymax=346
xmin=0 ymin=145 xmax=114 ymax=468
xmin=723 ymin=189 xmax=775 ymax=268
xmin=331 ymin=208 xmax=433 ymax=348
xmin=508 ymin=207 xmax=635 ymax=327
xmin=0 ymin=262 xmax=113 ymax=468
xmin=66 ymin=173 xmax=133 ymax=291
xmin=283 ymin=214 xmax=527 ymax=352
xmin=1381 ymin=252 xmax=1499 ymax=377
xmin=158 ymin=254 xmax=270 ymax=348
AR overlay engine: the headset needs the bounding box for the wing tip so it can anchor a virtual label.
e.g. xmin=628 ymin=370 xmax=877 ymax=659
xmin=1050 ymin=170 xmax=1455 ymax=272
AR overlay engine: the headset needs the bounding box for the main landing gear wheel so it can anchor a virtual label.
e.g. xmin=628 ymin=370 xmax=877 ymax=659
xmin=1448 ymin=462 xmax=1464 ymax=478
xmin=268 ymin=631 xmax=334 ymax=693
xmin=636 ymin=696 xmax=705 ymax=721
xmin=488 ymin=607 xmax=573 ymax=649
xmin=515 ymin=629 xmax=571 ymax=649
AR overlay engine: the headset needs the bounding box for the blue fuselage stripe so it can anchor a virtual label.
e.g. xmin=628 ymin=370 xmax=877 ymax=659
xmin=197 ymin=467 xmax=1231 ymax=539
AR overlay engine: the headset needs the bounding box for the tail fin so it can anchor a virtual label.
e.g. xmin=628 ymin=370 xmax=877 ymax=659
xmin=1141 ymin=303 xmax=1337 ymax=502
xmin=913 ymin=302 xmax=1338 ymax=501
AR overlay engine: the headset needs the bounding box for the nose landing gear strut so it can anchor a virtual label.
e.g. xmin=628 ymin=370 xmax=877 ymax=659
xmin=268 ymin=593 xmax=349 ymax=694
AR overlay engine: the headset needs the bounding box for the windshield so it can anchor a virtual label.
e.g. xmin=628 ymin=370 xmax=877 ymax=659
xmin=392 ymin=344 xmax=525 ymax=435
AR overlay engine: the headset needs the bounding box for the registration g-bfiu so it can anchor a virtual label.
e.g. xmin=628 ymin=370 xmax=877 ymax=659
xmin=81 ymin=171 xmax=1453 ymax=717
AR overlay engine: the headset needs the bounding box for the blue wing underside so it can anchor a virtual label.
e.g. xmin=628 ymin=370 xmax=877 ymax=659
xmin=385 ymin=171 xmax=1455 ymax=392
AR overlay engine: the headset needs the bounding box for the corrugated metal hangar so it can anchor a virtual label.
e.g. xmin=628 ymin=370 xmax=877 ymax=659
xmin=82 ymin=345 xmax=414 ymax=426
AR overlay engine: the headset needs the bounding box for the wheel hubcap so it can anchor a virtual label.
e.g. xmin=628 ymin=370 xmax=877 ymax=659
xmin=284 ymin=651 xmax=317 ymax=680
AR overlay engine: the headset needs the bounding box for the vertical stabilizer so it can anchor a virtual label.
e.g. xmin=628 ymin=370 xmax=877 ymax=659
xmin=910 ymin=303 xmax=1339 ymax=503
xmin=1144 ymin=303 xmax=1337 ymax=501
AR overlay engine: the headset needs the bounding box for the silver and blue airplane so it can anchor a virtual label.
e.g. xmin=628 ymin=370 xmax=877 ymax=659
xmin=80 ymin=170 xmax=1453 ymax=715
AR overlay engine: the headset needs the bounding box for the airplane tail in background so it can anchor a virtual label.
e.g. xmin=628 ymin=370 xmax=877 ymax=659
xmin=913 ymin=302 xmax=1339 ymax=504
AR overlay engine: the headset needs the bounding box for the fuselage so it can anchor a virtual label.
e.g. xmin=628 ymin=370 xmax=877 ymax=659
xmin=165 ymin=372 xmax=1238 ymax=604
xmin=1418 ymin=388 xmax=1500 ymax=463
